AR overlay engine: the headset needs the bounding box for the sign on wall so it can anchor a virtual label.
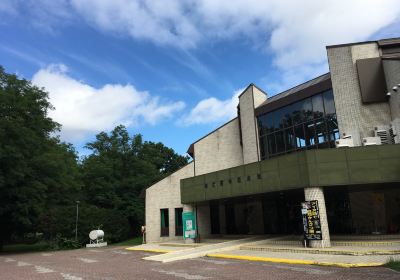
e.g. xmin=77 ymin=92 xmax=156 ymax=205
xmin=301 ymin=200 xmax=322 ymax=240
xmin=182 ymin=211 xmax=196 ymax=239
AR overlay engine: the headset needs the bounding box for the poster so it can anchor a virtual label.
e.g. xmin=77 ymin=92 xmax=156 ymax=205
xmin=301 ymin=200 xmax=322 ymax=240
xmin=182 ymin=211 xmax=196 ymax=239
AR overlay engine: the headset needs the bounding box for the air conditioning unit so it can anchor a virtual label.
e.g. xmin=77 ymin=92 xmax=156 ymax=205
xmin=342 ymin=130 xmax=361 ymax=146
xmin=374 ymin=125 xmax=393 ymax=144
xmin=362 ymin=137 xmax=382 ymax=146
xmin=335 ymin=138 xmax=354 ymax=148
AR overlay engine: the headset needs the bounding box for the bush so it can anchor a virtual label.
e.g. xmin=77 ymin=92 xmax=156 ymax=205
xmin=52 ymin=234 xmax=81 ymax=250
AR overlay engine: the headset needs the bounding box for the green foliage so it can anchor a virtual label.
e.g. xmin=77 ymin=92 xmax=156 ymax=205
xmin=385 ymin=258 xmax=400 ymax=271
xmin=0 ymin=66 xmax=189 ymax=248
xmin=53 ymin=234 xmax=81 ymax=250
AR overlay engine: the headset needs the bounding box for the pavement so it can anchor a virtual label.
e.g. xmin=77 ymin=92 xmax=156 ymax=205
xmin=1 ymin=246 xmax=400 ymax=279
xmin=127 ymin=235 xmax=400 ymax=267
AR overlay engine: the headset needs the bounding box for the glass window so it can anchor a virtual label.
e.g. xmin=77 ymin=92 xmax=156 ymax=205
xmin=284 ymin=127 xmax=296 ymax=151
xmin=302 ymin=98 xmax=313 ymax=122
xmin=275 ymin=130 xmax=285 ymax=154
xmin=267 ymin=134 xmax=276 ymax=155
xmin=312 ymin=94 xmax=324 ymax=119
xmin=295 ymin=124 xmax=306 ymax=149
xmin=257 ymin=89 xmax=337 ymax=158
xmin=304 ymin=121 xmax=316 ymax=147
xmin=315 ymin=119 xmax=329 ymax=148
xmin=160 ymin=209 xmax=169 ymax=237
xmin=323 ymin=90 xmax=336 ymax=116
xmin=259 ymin=136 xmax=268 ymax=160
xmin=257 ymin=114 xmax=268 ymax=136
xmin=175 ymin=208 xmax=183 ymax=236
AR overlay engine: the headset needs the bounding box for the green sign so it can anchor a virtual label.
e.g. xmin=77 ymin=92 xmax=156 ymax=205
xmin=182 ymin=211 xmax=196 ymax=239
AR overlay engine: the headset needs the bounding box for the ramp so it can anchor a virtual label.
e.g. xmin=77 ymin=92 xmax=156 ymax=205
xmin=143 ymin=236 xmax=265 ymax=263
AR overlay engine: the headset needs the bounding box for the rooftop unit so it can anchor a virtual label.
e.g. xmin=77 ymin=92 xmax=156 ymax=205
xmin=362 ymin=137 xmax=382 ymax=146
xmin=374 ymin=126 xmax=394 ymax=144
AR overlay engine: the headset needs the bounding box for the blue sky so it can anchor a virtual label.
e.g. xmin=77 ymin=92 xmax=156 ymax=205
xmin=1 ymin=0 xmax=400 ymax=157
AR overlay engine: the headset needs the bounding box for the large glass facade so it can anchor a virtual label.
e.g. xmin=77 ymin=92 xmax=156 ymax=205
xmin=257 ymin=89 xmax=339 ymax=160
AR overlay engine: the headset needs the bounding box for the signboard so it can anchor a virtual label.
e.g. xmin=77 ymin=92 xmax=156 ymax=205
xmin=301 ymin=200 xmax=322 ymax=240
xmin=182 ymin=211 xmax=196 ymax=239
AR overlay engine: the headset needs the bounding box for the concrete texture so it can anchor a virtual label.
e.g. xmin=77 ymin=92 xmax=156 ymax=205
xmin=2 ymin=247 xmax=399 ymax=280
xmin=194 ymin=118 xmax=243 ymax=176
xmin=145 ymin=162 xmax=194 ymax=243
xmin=327 ymin=42 xmax=392 ymax=141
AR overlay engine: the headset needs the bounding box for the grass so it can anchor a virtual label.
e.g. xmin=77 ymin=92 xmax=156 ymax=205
xmin=1 ymin=241 xmax=51 ymax=253
xmin=111 ymin=237 xmax=143 ymax=247
xmin=385 ymin=259 xmax=400 ymax=272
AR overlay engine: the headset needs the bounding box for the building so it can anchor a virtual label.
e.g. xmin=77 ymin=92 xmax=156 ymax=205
xmin=145 ymin=38 xmax=400 ymax=248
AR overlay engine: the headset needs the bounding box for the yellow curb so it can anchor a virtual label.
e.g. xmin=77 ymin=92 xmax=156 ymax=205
xmin=207 ymin=253 xmax=384 ymax=268
xmin=125 ymin=247 xmax=172 ymax=253
xmin=242 ymin=247 xmax=400 ymax=256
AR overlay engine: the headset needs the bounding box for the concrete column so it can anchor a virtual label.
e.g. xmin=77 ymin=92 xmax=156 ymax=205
xmin=304 ymin=187 xmax=331 ymax=248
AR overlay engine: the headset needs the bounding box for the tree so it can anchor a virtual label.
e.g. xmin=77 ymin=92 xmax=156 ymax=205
xmin=0 ymin=67 xmax=81 ymax=248
xmin=81 ymin=125 xmax=189 ymax=239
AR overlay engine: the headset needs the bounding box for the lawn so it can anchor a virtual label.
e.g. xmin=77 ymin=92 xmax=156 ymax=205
xmin=111 ymin=237 xmax=143 ymax=247
xmin=1 ymin=241 xmax=51 ymax=253
xmin=385 ymin=259 xmax=400 ymax=272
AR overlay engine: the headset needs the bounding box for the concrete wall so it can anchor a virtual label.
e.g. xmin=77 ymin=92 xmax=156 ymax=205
xmin=145 ymin=162 xmax=194 ymax=243
xmin=383 ymin=60 xmax=400 ymax=120
xmin=327 ymin=43 xmax=392 ymax=141
xmin=239 ymin=85 xmax=266 ymax=164
xmin=194 ymin=118 xmax=243 ymax=176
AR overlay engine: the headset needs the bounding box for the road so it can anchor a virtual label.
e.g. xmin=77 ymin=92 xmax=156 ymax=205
xmin=0 ymin=246 xmax=399 ymax=279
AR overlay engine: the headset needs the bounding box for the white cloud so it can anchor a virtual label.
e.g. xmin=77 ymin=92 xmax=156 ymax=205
xmin=32 ymin=64 xmax=185 ymax=141
xmin=178 ymin=88 xmax=243 ymax=126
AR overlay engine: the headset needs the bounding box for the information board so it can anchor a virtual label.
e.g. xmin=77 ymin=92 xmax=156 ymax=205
xmin=182 ymin=211 xmax=196 ymax=239
xmin=301 ymin=200 xmax=322 ymax=240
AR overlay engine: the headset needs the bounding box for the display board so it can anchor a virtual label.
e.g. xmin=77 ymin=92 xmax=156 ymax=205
xmin=182 ymin=211 xmax=196 ymax=239
xmin=301 ymin=200 xmax=322 ymax=240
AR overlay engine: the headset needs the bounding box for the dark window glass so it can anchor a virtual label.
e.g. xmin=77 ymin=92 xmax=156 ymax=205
xmin=312 ymin=94 xmax=324 ymax=119
xmin=257 ymin=90 xmax=338 ymax=158
xmin=275 ymin=130 xmax=285 ymax=154
xmin=295 ymin=124 xmax=306 ymax=149
xmin=284 ymin=127 xmax=296 ymax=151
xmin=175 ymin=208 xmax=183 ymax=236
xmin=323 ymin=90 xmax=336 ymax=116
xmin=160 ymin=209 xmax=169 ymax=237
xmin=266 ymin=112 xmax=276 ymax=133
xmin=257 ymin=114 xmax=268 ymax=136
xmin=327 ymin=116 xmax=339 ymax=147
xmin=315 ymin=118 xmax=330 ymax=148
xmin=259 ymin=136 xmax=267 ymax=160
xmin=267 ymin=134 xmax=276 ymax=155
xmin=280 ymin=104 xmax=293 ymax=128
xmin=304 ymin=121 xmax=316 ymax=147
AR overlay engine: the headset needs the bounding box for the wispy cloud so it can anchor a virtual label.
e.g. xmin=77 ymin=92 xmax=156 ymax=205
xmin=178 ymin=88 xmax=243 ymax=126
xmin=32 ymin=64 xmax=185 ymax=142
xmin=0 ymin=46 xmax=45 ymax=67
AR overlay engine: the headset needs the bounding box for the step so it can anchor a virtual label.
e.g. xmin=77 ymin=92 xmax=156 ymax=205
xmin=240 ymin=245 xmax=400 ymax=256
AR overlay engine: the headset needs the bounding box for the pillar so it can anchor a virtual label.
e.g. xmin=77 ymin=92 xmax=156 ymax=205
xmin=304 ymin=187 xmax=331 ymax=248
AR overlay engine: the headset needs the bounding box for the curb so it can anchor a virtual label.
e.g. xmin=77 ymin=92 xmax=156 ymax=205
xmin=125 ymin=247 xmax=172 ymax=253
xmin=206 ymin=253 xmax=384 ymax=268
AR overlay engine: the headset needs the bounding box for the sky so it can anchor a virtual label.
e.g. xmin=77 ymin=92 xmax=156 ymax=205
xmin=1 ymin=0 xmax=400 ymax=157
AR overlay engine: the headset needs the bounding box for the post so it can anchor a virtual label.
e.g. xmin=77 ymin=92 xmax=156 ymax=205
xmin=75 ymin=201 xmax=80 ymax=241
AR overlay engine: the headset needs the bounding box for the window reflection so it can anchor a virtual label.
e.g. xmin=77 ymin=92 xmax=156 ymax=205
xmin=257 ymin=89 xmax=338 ymax=159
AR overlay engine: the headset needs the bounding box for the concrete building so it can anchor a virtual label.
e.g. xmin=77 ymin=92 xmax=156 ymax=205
xmin=145 ymin=38 xmax=400 ymax=247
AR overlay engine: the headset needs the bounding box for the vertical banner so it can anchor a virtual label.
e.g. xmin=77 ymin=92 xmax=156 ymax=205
xmin=182 ymin=211 xmax=196 ymax=239
xmin=301 ymin=200 xmax=322 ymax=240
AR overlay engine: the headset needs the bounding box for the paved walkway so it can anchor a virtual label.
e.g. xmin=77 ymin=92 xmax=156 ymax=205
xmin=208 ymin=249 xmax=400 ymax=267
xmin=127 ymin=235 xmax=400 ymax=267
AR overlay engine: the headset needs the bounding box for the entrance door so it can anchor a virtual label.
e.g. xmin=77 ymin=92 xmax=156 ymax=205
xmin=225 ymin=203 xmax=237 ymax=234
xmin=210 ymin=202 xmax=220 ymax=234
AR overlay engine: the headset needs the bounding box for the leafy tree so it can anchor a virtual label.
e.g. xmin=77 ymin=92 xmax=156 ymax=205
xmin=81 ymin=125 xmax=189 ymax=239
xmin=0 ymin=67 xmax=81 ymax=248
